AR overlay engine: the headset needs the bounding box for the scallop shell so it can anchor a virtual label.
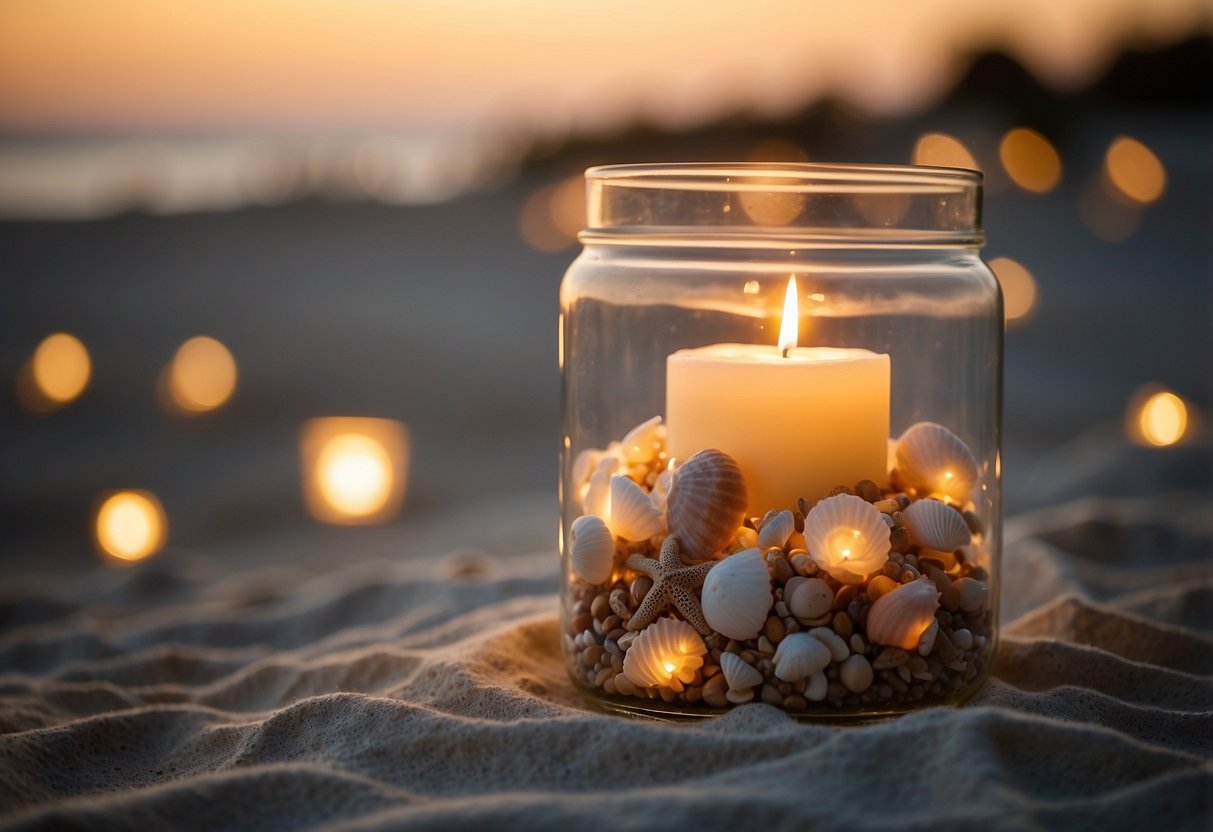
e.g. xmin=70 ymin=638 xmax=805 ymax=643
xmin=902 ymin=498 xmax=972 ymax=553
xmin=569 ymin=514 xmax=615 ymax=584
xmin=571 ymin=448 xmax=602 ymax=488
xmin=895 ymin=422 xmax=979 ymax=504
xmin=720 ymin=651 xmax=763 ymax=692
xmin=700 ymin=547 xmax=772 ymax=641
xmin=620 ymin=415 xmax=665 ymax=464
xmin=757 ymin=509 xmax=795 ymax=550
xmin=608 ymin=475 xmax=665 ymax=541
xmin=665 ymin=449 xmax=749 ymax=560
xmin=621 ymin=617 xmax=707 ymax=691
xmin=803 ymin=494 xmax=891 ymax=584
xmin=649 ymin=467 xmax=675 ymax=511
xmin=866 ymin=578 xmax=940 ymax=650
xmin=806 ymin=626 xmax=850 ymax=662
xmin=772 ymin=631 xmax=832 ymax=682
xmin=581 ymin=455 xmax=620 ymax=519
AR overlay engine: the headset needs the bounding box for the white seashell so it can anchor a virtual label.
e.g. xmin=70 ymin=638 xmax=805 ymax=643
xmin=917 ymin=618 xmax=940 ymax=655
xmin=620 ymin=415 xmax=664 ymax=464
xmin=725 ymin=687 xmax=755 ymax=705
xmin=649 ymin=468 xmax=675 ymax=512
xmin=902 ymin=498 xmax=972 ymax=553
xmin=866 ymin=578 xmax=940 ymax=650
xmin=839 ymin=654 xmax=874 ymax=693
xmin=772 ymin=631 xmax=832 ymax=681
xmin=757 ymin=509 xmax=795 ymax=550
xmin=806 ymin=670 xmax=829 ymax=701
xmin=608 ymin=475 xmax=665 ymax=541
xmin=622 ymin=617 xmax=707 ymax=692
xmin=700 ymin=548 xmax=773 ymax=641
xmin=895 ymin=422 xmax=979 ymax=504
xmin=720 ymin=651 xmax=763 ymax=691
xmin=666 ymin=449 xmax=749 ymax=560
xmin=803 ymin=494 xmax=891 ymax=584
xmin=788 ymin=577 xmax=833 ymax=620
xmin=807 ymin=627 xmax=850 ymax=662
xmin=581 ymin=455 xmax=620 ymax=519
xmin=569 ymin=514 xmax=615 ymax=584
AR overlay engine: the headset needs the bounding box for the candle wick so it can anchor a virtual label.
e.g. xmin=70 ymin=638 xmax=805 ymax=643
xmin=781 ymin=346 xmax=791 ymax=359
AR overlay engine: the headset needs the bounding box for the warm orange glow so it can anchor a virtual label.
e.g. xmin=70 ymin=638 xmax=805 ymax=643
xmin=167 ymin=336 xmax=237 ymax=413
xmin=913 ymin=133 xmax=979 ymax=170
xmin=520 ymin=175 xmax=584 ymax=252
xmin=95 ymin=490 xmax=167 ymax=562
xmin=999 ymin=128 xmax=1062 ymax=193
xmin=778 ymin=277 xmax=799 ymax=356
xmin=1105 ymin=136 xmax=1166 ymax=204
xmin=1128 ymin=388 xmax=1191 ymax=447
xmin=747 ymin=138 xmax=808 ymax=162
xmin=988 ymin=257 xmax=1039 ymax=325
xmin=30 ymin=332 xmax=91 ymax=404
xmin=739 ymin=182 xmax=806 ymax=226
xmin=300 ymin=417 xmax=409 ymax=524
xmin=743 ymin=280 xmax=761 ymax=295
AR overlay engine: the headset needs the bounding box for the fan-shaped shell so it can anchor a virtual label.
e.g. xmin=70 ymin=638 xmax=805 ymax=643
xmin=569 ymin=514 xmax=615 ymax=584
xmin=720 ymin=651 xmax=763 ymax=691
xmin=581 ymin=455 xmax=620 ymax=519
xmin=649 ymin=468 xmax=675 ymax=512
xmin=700 ymin=548 xmax=773 ymax=641
xmin=772 ymin=631 xmax=832 ymax=681
xmin=622 ymin=617 xmax=707 ymax=691
xmin=903 ymin=498 xmax=972 ymax=552
xmin=803 ymin=494 xmax=891 ymax=584
xmin=895 ymin=422 xmax=979 ymax=503
xmin=666 ymin=449 xmax=748 ymax=560
xmin=620 ymin=415 xmax=665 ymax=464
xmin=571 ymin=448 xmax=601 ymax=487
xmin=608 ymin=475 xmax=665 ymax=541
xmin=757 ymin=509 xmax=795 ymax=550
xmin=866 ymin=578 xmax=940 ymax=650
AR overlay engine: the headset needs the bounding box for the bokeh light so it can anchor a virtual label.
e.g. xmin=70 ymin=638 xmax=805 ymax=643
xmin=520 ymin=174 xmax=584 ymax=252
xmin=739 ymin=181 xmax=806 ymax=226
xmin=912 ymin=133 xmax=979 ymax=170
xmin=987 ymin=257 xmax=1039 ymax=325
xmin=1126 ymin=386 xmax=1193 ymax=447
xmin=24 ymin=332 xmax=91 ymax=408
xmin=95 ymin=490 xmax=167 ymax=562
xmin=166 ymin=336 xmax=238 ymax=413
xmin=1104 ymin=136 xmax=1166 ymax=204
xmin=300 ymin=417 xmax=409 ymax=524
xmin=999 ymin=127 xmax=1061 ymax=193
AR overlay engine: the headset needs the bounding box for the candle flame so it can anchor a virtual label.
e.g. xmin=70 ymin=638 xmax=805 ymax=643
xmin=778 ymin=276 xmax=798 ymax=357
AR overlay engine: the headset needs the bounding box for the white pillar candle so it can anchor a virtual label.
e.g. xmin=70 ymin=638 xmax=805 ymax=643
xmin=665 ymin=279 xmax=890 ymax=515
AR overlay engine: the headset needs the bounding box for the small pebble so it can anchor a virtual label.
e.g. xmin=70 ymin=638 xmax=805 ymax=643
xmin=854 ymin=479 xmax=882 ymax=502
xmin=881 ymin=560 xmax=902 ymax=579
xmin=609 ymin=589 xmax=632 ymax=619
xmin=849 ymin=634 xmax=866 ymax=654
xmin=789 ymin=551 xmax=813 ymax=576
xmin=789 ymin=577 xmax=833 ymax=619
xmin=806 ymin=671 xmax=828 ymax=701
xmin=768 ymin=553 xmax=795 ymax=583
xmin=761 ymin=684 xmax=784 ymax=706
xmin=702 ymin=674 xmax=728 ymax=708
xmin=866 ymin=574 xmax=899 ymax=601
xmin=840 ymin=654 xmax=874 ymax=693
xmin=952 ymin=628 xmax=974 ymax=650
xmin=832 ymin=611 xmax=854 ymax=638
xmin=874 ymin=498 xmax=901 ymax=514
xmin=889 ymin=527 xmax=910 ymax=552
xmin=630 ymin=576 xmax=653 ymax=607
xmin=582 ymin=645 xmax=605 ymax=667
xmin=684 ymin=685 xmax=702 ymax=704
xmin=590 ymin=594 xmax=610 ymax=620
xmin=833 ymin=584 xmax=859 ymax=611
xmin=783 ymin=694 xmax=809 ymax=711
xmin=774 ymin=600 xmax=790 ymax=618
xmin=954 ymin=577 xmax=989 ymax=613
xmin=614 ymin=673 xmax=637 ymax=697
xmin=873 ymin=647 xmax=909 ymax=670
xmin=764 ymin=616 xmax=787 ymax=644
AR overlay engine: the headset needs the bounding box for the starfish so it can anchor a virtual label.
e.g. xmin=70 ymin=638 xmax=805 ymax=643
xmin=626 ymin=537 xmax=715 ymax=634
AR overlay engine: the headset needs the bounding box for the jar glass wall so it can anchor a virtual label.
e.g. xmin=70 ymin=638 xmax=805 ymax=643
xmin=559 ymin=163 xmax=1001 ymax=717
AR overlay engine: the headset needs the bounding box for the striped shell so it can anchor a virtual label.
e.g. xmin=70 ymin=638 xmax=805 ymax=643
xmin=720 ymin=651 xmax=763 ymax=691
xmin=666 ymin=449 xmax=749 ymax=560
xmin=608 ymin=475 xmax=665 ymax=541
xmin=756 ymin=509 xmax=795 ymax=550
xmin=803 ymin=494 xmax=891 ymax=584
xmin=622 ymin=617 xmax=707 ymax=691
xmin=700 ymin=548 xmax=773 ymax=641
xmin=620 ymin=415 xmax=665 ymax=464
xmin=866 ymin=578 xmax=940 ymax=650
xmin=903 ymin=498 xmax=972 ymax=552
xmin=895 ymin=422 xmax=979 ymax=504
xmin=569 ymin=514 xmax=615 ymax=584
xmin=772 ymin=631 xmax=832 ymax=681
xmin=581 ymin=455 xmax=620 ymax=519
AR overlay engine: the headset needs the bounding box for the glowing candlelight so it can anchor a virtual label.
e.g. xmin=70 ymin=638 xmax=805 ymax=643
xmin=803 ymin=494 xmax=890 ymax=584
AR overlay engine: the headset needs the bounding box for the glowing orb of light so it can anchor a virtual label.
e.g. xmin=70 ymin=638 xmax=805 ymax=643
xmin=315 ymin=433 xmax=393 ymax=518
xmin=913 ymin=133 xmax=979 ymax=171
xmin=999 ymin=128 xmax=1061 ymax=194
xmin=987 ymin=257 xmax=1039 ymax=325
xmin=168 ymin=336 xmax=238 ymax=413
xmin=32 ymin=332 xmax=91 ymax=404
xmin=1105 ymin=136 xmax=1166 ymax=205
xmin=300 ymin=417 xmax=410 ymax=524
xmin=95 ymin=491 xmax=167 ymax=562
xmin=1130 ymin=389 xmax=1190 ymax=448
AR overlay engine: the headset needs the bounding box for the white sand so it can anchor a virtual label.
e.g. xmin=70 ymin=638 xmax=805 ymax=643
xmin=1 ymin=455 xmax=1210 ymax=830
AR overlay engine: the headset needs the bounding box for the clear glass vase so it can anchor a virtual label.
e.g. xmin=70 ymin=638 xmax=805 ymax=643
xmin=559 ymin=163 xmax=1001 ymax=718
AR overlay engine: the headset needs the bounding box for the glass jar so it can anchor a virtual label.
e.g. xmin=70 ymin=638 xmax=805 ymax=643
xmin=559 ymin=163 xmax=1000 ymax=718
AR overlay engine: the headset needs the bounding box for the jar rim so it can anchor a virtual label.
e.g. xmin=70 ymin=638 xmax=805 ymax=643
xmin=585 ymin=161 xmax=982 ymax=191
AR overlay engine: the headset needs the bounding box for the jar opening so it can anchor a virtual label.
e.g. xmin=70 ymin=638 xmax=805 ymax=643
xmin=582 ymin=162 xmax=983 ymax=246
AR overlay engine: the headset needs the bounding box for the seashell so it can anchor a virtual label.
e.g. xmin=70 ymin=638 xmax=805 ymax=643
xmin=805 ymin=670 xmax=828 ymax=701
xmin=917 ymin=618 xmax=940 ymax=655
xmin=569 ymin=514 xmax=615 ymax=584
xmin=620 ymin=415 xmax=665 ymax=464
xmin=665 ymin=449 xmax=748 ymax=560
xmin=866 ymin=578 xmax=940 ymax=650
xmin=608 ymin=475 xmax=665 ymax=541
xmin=757 ymin=509 xmax=795 ymax=550
xmin=621 ymin=617 xmax=707 ymax=691
xmin=806 ymin=627 xmax=850 ymax=662
xmin=571 ymin=448 xmax=602 ymax=487
xmin=720 ymin=651 xmax=763 ymax=692
xmin=700 ymin=547 xmax=773 ymax=641
xmin=649 ymin=467 xmax=675 ymax=511
xmin=902 ymin=498 xmax=971 ymax=553
xmin=803 ymin=494 xmax=891 ymax=584
xmin=839 ymin=654 xmax=874 ymax=693
xmin=772 ymin=632 xmax=832 ymax=681
xmin=895 ymin=422 xmax=979 ymax=504
xmin=787 ymin=577 xmax=833 ymax=620
xmin=581 ymin=455 xmax=620 ymax=519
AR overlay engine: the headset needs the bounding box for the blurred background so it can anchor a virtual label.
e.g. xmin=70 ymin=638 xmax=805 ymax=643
xmin=1 ymin=1 xmax=1210 ymax=575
